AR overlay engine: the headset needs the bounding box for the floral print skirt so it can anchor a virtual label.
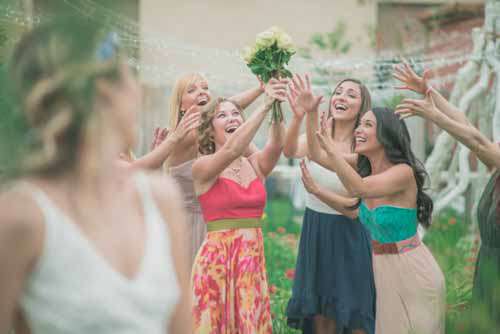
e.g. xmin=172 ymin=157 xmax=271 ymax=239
xmin=191 ymin=227 xmax=272 ymax=334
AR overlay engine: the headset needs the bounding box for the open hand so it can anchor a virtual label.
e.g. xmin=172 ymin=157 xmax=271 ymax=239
xmin=171 ymin=104 xmax=200 ymax=142
xmin=300 ymin=159 xmax=320 ymax=195
xmin=151 ymin=127 xmax=169 ymax=150
xmin=315 ymin=116 xmax=337 ymax=155
xmin=289 ymin=74 xmax=323 ymax=114
xmin=395 ymin=93 xmax=439 ymax=120
xmin=393 ymin=59 xmax=431 ymax=95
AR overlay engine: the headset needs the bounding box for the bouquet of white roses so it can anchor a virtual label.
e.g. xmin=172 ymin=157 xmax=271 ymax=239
xmin=242 ymin=26 xmax=295 ymax=122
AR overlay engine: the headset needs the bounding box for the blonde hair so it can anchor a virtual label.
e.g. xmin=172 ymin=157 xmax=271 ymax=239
xmin=8 ymin=18 xmax=121 ymax=177
xmin=168 ymin=72 xmax=207 ymax=130
xmin=198 ymin=98 xmax=243 ymax=155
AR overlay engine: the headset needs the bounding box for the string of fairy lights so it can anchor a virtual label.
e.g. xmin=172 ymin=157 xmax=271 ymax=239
xmin=0 ymin=0 xmax=483 ymax=100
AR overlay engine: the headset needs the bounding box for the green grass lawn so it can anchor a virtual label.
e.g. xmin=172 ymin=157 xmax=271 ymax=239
xmin=263 ymin=198 xmax=478 ymax=334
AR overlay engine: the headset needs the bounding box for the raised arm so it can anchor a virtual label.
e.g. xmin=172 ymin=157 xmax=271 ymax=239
xmin=393 ymin=60 xmax=469 ymax=125
xmin=239 ymin=79 xmax=288 ymax=157
xmin=395 ymin=94 xmax=500 ymax=169
xmin=230 ymin=79 xmax=264 ymax=110
xmin=250 ymin=113 xmax=286 ymax=178
xmin=128 ymin=106 xmax=200 ymax=170
xmin=300 ymin=160 xmax=359 ymax=218
xmin=283 ymin=84 xmax=308 ymax=158
xmin=193 ymin=86 xmax=285 ymax=187
xmin=315 ymin=125 xmax=414 ymax=198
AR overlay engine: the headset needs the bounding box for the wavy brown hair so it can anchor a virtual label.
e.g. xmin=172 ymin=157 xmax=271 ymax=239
xmin=328 ymin=78 xmax=371 ymax=151
xmin=198 ymin=97 xmax=243 ymax=155
xmin=7 ymin=17 xmax=122 ymax=177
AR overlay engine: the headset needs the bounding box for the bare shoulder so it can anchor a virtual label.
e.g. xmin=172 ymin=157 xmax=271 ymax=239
xmin=391 ymin=163 xmax=414 ymax=176
xmin=191 ymin=155 xmax=210 ymax=179
xmin=0 ymin=180 xmax=44 ymax=257
xmin=143 ymin=172 xmax=186 ymax=238
xmin=145 ymin=172 xmax=183 ymax=209
xmin=389 ymin=164 xmax=417 ymax=191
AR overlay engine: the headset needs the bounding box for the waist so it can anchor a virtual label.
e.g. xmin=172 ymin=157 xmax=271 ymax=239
xmin=306 ymin=193 xmax=340 ymax=215
xmin=372 ymin=234 xmax=421 ymax=255
xmin=206 ymin=218 xmax=262 ymax=232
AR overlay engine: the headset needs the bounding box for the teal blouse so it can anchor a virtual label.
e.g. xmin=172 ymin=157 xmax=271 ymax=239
xmin=359 ymin=201 xmax=418 ymax=243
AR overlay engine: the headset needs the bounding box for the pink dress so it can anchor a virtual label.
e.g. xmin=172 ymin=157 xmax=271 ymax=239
xmin=191 ymin=177 xmax=273 ymax=333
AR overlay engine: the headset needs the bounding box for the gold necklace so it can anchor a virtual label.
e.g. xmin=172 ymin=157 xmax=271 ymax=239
xmin=229 ymin=158 xmax=243 ymax=184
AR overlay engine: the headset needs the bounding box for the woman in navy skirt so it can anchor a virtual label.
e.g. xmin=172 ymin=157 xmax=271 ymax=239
xmin=284 ymin=74 xmax=375 ymax=334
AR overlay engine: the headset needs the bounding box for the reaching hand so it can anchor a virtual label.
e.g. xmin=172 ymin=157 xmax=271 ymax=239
xmin=289 ymin=74 xmax=323 ymax=114
xmin=320 ymin=110 xmax=334 ymax=137
xmin=264 ymin=78 xmax=288 ymax=109
xmin=287 ymin=85 xmax=305 ymax=119
xmin=151 ymin=127 xmax=169 ymax=150
xmin=300 ymin=159 xmax=320 ymax=195
xmin=393 ymin=59 xmax=431 ymax=95
xmin=171 ymin=104 xmax=201 ymax=142
xmin=394 ymin=93 xmax=439 ymax=120
xmin=315 ymin=117 xmax=336 ymax=155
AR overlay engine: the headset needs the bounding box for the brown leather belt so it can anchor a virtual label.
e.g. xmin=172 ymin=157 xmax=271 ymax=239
xmin=372 ymin=234 xmax=421 ymax=255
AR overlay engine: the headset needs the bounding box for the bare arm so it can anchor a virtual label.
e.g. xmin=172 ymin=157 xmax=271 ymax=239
xmin=192 ymin=100 xmax=273 ymax=187
xmin=300 ymin=160 xmax=359 ymax=218
xmin=129 ymin=107 xmax=200 ymax=170
xmin=396 ymin=95 xmax=500 ymax=169
xmin=0 ymin=189 xmax=42 ymax=333
xmin=230 ymin=85 xmax=264 ymax=110
xmin=306 ymin=106 xmax=331 ymax=166
xmin=393 ymin=61 xmax=469 ymax=124
xmin=251 ymin=119 xmax=286 ymax=178
xmin=150 ymin=175 xmax=192 ymax=334
xmin=316 ymin=129 xmax=414 ymax=198
xmin=427 ymin=87 xmax=469 ymax=125
xmin=283 ymin=85 xmax=308 ymax=158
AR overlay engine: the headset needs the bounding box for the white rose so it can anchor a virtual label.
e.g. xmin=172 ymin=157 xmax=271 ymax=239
xmin=242 ymin=46 xmax=256 ymax=63
xmin=277 ymin=34 xmax=294 ymax=50
xmin=255 ymin=30 xmax=276 ymax=49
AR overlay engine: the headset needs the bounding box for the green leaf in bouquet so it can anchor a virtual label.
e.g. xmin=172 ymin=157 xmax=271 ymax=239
xmin=280 ymin=68 xmax=293 ymax=78
xmin=249 ymin=63 xmax=265 ymax=74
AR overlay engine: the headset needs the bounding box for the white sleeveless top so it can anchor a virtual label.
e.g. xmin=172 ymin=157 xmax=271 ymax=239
xmin=305 ymin=161 xmax=347 ymax=215
xmin=19 ymin=174 xmax=180 ymax=334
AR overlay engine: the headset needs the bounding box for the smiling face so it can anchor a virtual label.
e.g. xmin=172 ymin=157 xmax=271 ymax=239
xmin=180 ymin=77 xmax=210 ymax=112
xmin=211 ymin=100 xmax=244 ymax=149
xmin=329 ymin=80 xmax=363 ymax=122
xmin=354 ymin=110 xmax=382 ymax=155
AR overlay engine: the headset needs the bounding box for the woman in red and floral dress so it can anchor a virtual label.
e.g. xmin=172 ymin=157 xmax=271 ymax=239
xmin=191 ymin=80 xmax=287 ymax=333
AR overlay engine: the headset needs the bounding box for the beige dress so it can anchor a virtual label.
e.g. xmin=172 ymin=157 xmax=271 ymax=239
xmin=359 ymin=201 xmax=446 ymax=334
xmin=169 ymin=159 xmax=206 ymax=267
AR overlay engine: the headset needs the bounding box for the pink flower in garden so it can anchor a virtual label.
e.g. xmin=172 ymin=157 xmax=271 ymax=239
xmin=285 ymin=269 xmax=295 ymax=280
xmin=448 ymin=217 xmax=457 ymax=225
xmin=277 ymin=227 xmax=286 ymax=234
xmin=269 ymin=285 xmax=277 ymax=294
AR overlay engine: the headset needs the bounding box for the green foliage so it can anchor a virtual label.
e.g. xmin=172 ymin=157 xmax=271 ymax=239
xmin=382 ymin=94 xmax=405 ymax=110
xmin=247 ymin=42 xmax=294 ymax=83
xmin=309 ymin=21 xmax=351 ymax=55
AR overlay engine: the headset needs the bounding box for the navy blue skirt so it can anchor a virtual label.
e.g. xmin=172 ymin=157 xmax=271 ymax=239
xmin=286 ymin=208 xmax=376 ymax=334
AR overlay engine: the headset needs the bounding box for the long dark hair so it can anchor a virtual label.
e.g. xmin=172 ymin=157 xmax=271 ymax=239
xmin=357 ymin=107 xmax=433 ymax=228
xmin=328 ymin=78 xmax=371 ymax=151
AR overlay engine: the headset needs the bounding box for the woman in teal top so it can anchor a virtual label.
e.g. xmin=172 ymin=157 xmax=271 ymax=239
xmin=311 ymin=107 xmax=445 ymax=334
xmin=394 ymin=60 xmax=500 ymax=330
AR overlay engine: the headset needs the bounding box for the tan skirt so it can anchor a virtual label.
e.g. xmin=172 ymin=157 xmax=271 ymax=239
xmin=373 ymin=243 xmax=446 ymax=334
